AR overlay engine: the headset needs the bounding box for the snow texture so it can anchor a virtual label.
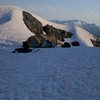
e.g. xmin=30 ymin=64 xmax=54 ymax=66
xmin=0 ymin=46 xmax=100 ymax=100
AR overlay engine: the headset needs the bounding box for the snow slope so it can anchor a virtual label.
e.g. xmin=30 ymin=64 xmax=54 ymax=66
xmin=0 ymin=47 xmax=100 ymax=100
xmin=0 ymin=5 xmax=95 ymax=47
xmin=75 ymin=26 xmax=94 ymax=46
xmin=0 ymin=5 xmax=33 ymax=45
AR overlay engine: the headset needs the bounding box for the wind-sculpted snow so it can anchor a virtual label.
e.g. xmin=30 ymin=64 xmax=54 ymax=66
xmin=0 ymin=46 xmax=100 ymax=100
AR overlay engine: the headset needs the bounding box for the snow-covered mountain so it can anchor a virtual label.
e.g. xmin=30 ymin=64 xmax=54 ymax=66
xmin=52 ymin=19 xmax=100 ymax=36
xmin=0 ymin=5 xmax=95 ymax=47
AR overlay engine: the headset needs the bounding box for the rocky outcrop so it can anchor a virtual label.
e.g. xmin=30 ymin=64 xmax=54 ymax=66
xmin=12 ymin=41 xmax=32 ymax=53
xmin=41 ymin=34 xmax=57 ymax=47
xmin=62 ymin=42 xmax=71 ymax=48
xmin=23 ymin=11 xmax=43 ymax=34
xmin=26 ymin=34 xmax=57 ymax=48
xmin=43 ymin=25 xmax=73 ymax=41
xmin=22 ymin=11 xmax=74 ymax=48
xmin=26 ymin=35 xmax=41 ymax=48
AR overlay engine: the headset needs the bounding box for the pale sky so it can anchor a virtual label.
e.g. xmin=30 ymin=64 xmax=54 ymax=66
xmin=0 ymin=0 xmax=100 ymax=25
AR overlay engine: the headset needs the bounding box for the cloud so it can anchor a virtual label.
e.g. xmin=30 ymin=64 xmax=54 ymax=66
xmin=72 ymin=8 xmax=100 ymax=25
xmin=26 ymin=4 xmax=100 ymax=25
xmin=26 ymin=5 xmax=72 ymax=20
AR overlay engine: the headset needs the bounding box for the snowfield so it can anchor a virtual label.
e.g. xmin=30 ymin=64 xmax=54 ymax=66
xmin=0 ymin=46 xmax=100 ymax=100
xmin=0 ymin=5 xmax=100 ymax=100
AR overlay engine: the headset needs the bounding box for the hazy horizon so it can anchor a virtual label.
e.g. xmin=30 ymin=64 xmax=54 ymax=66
xmin=0 ymin=0 xmax=100 ymax=26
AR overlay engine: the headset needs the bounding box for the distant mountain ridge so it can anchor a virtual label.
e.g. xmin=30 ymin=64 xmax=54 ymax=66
xmin=52 ymin=19 xmax=100 ymax=36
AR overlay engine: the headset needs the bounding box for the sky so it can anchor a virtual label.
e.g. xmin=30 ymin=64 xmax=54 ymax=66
xmin=0 ymin=0 xmax=100 ymax=26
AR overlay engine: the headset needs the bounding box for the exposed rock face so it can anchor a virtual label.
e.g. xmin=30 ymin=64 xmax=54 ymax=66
xmin=62 ymin=42 xmax=71 ymax=48
xmin=12 ymin=41 xmax=32 ymax=53
xmin=26 ymin=34 xmax=56 ymax=48
xmin=43 ymin=25 xmax=73 ymax=41
xmin=41 ymin=34 xmax=57 ymax=47
xmin=41 ymin=37 xmax=54 ymax=48
xmin=26 ymin=35 xmax=41 ymax=48
xmin=23 ymin=11 xmax=43 ymax=34
xmin=22 ymin=11 xmax=73 ymax=48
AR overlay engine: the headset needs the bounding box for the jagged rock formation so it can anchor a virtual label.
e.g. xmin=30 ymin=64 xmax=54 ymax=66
xmin=43 ymin=25 xmax=73 ymax=41
xmin=26 ymin=34 xmax=57 ymax=48
xmin=23 ymin=11 xmax=43 ymax=34
xmin=22 ymin=11 xmax=73 ymax=48
xmin=41 ymin=34 xmax=57 ymax=47
xmin=26 ymin=35 xmax=41 ymax=48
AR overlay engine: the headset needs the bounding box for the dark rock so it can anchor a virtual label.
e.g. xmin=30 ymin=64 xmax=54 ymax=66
xmin=62 ymin=42 xmax=71 ymax=48
xmin=23 ymin=41 xmax=30 ymax=49
xmin=60 ymin=30 xmax=73 ymax=38
xmin=12 ymin=41 xmax=32 ymax=53
xmin=61 ymin=38 xmax=64 ymax=42
xmin=26 ymin=34 xmax=56 ymax=48
xmin=26 ymin=35 xmax=41 ymax=48
xmin=23 ymin=11 xmax=43 ymax=34
xmin=71 ymin=41 xmax=80 ymax=46
xmin=43 ymin=25 xmax=73 ymax=41
xmin=12 ymin=48 xmax=32 ymax=53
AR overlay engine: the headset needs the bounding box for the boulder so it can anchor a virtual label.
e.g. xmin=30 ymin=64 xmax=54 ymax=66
xmin=26 ymin=35 xmax=41 ymax=48
xmin=43 ymin=25 xmax=73 ymax=41
xmin=71 ymin=41 xmax=80 ymax=46
xmin=26 ymin=34 xmax=57 ymax=48
xmin=23 ymin=11 xmax=43 ymax=34
xmin=12 ymin=41 xmax=32 ymax=53
xmin=40 ymin=34 xmax=57 ymax=48
xmin=60 ymin=30 xmax=73 ymax=38
xmin=62 ymin=42 xmax=71 ymax=48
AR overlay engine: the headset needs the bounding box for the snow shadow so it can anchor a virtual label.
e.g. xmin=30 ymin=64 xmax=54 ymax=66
xmin=0 ymin=13 xmax=11 ymax=25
